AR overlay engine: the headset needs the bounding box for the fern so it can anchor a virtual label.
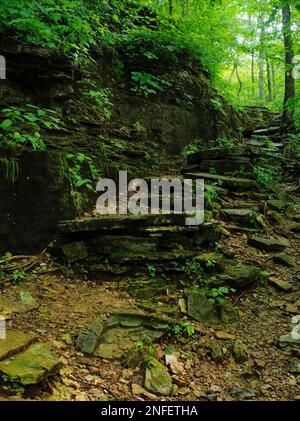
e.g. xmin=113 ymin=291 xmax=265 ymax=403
xmin=0 ymin=157 xmax=19 ymax=184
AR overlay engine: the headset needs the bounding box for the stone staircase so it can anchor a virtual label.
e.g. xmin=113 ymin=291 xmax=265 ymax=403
xmin=54 ymin=214 xmax=222 ymax=277
xmin=52 ymin=108 xmax=291 ymax=286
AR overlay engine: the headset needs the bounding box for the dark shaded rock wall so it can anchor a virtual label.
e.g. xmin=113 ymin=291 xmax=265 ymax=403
xmin=0 ymin=151 xmax=74 ymax=254
xmin=0 ymin=39 xmax=242 ymax=253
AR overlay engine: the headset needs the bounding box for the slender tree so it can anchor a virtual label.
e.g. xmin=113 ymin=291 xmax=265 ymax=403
xmin=282 ymin=1 xmax=295 ymax=127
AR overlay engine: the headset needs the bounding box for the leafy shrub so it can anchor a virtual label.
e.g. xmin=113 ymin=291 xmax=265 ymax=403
xmin=168 ymin=321 xmax=195 ymax=339
xmin=0 ymin=105 xmax=61 ymax=151
xmin=0 ymin=0 xmax=108 ymax=57
xmin=86 ymin=88 xmax=113 ymax=120
xmin=131 ymin=71 xmax=170 ymax=97
xmin=181 ymin=139 xmax=202 ymax=159
xmin=104 ymin=28 xmax=206 ymax=68
xmin=66 ymin=152 xmax=100 ymax=191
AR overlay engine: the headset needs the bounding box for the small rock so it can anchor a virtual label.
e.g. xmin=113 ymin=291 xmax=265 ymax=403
xmin=269 ymin=277 xmax=292 ymax=292
xmin=230 ymin=387 xmax=257 ymax=398
xmin=232 ymin=341 xmax=248 ymax=362
xmin=215 ymin=331 xmax=236 ymax=341
xmin=254 ymin=359 xmax=266 ymax=368
xmin=286 ymin=304 xmax=299 ymax=314
xmin=144 ymin=357 xmax=173 ymax=396
xmin=273 ymin=253 xmax=297 ymax=268
xmin=287 ymin=360 xmax=300 ymax=374
xmin=165 ymin=354 xmax=184 ymax=374
xmin=209 ymin=344 xmax=224 ymax=362
xmin=184 ymin=288 xmax=218 ymax=323
xmin=212 ymin=263 xmax=264 ymax=289
xmin=18 ymin=291 xmax=38 ymax=308
xmin=76 ymin=319 xmax=103 ymax=354
xmin=132 ymin=383 xmax=156 ymax=399
xmin=194 ymin=252 xmax=225 ymax=271
xmin=210 ymin=384 xmax=222 ymax=393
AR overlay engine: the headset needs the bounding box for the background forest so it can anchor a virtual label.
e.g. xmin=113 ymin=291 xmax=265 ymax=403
xmin=0 ymin=0 xmax=299 ymax=126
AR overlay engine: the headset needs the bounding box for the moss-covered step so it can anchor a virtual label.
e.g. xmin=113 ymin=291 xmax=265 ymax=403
xmin=210 ymin=263 xmax=265 ymax=289
xmin=186 ymin=147 xmax=250 ymax=164
xmin=185 ymin=158 xmax=252 ymax=174
xmin=248 ymin=236 xmax=290 ymax=252
xmin=221 ymin=209 xmax=259 ymax=226
xmin=0 ymin=342 xmax=61 ymax=385
xmin=0 ymin=331 xmax=37 ymax=361
xmin=184 ymin=172 xmax=258 ymax=191
xmin=76 ymin=314 xmax=169 ymax=360
xmin=89 ymin=235 xmax=158 ymax=256
xmin=57 ymin=214 xmax=188 ymax=234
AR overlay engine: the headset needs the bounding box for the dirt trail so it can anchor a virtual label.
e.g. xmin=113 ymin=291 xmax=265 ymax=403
xmin=0 ymin=179 xmax=299 ymax=401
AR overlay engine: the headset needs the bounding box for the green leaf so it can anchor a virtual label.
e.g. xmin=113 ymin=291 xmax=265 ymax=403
xmin=1 ymin=119 xmax=13 ymax=130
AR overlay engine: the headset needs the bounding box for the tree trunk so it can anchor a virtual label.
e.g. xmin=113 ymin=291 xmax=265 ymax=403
xmin=251 ymin=51 xmax=255 ymax=97
xmin=258 ymin=15 xmax=265 ymax=100
xmin=236 ymin=65 xmax=242 ymax=97
xmin=282 ymin=2 xmax=295 ymax=128
xmin=168 ymin=0 xmax=173 ymax=16
xmin=271 ymin=63 xmax=277 ymax=99
xmin=259 ymin=48 xmax=265 ymax=100
xmin=266 ymin=53 xmax=273 ymax=102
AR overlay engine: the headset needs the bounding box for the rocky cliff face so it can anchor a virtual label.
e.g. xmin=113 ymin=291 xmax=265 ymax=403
xmin=0 ymin=38 xmax=242 ymax=254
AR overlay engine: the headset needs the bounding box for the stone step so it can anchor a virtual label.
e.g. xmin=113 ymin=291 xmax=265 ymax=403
xmin=58 ymin=214 xmax=188 ymax=234
xmin=184 ymin=172 xmax=258 ymax=192
xmin=0 ymin=331 xmax=37 ymax=361
xmin=248 ymin=236 xmax=290 ymax=252
xmin=221 ymin=209 xmax=258 ymax=226
xmin=186 ymin=147 xmax=249 ymax=164
xmin=0 ymin=342 xmax=61 ymax=385
xmin=252 ymin=126 xmax=281 ymax=136
xmin=185 ymin=158 xmax=252 ymax=174
xmin=55 ymin=214 xmax=222 ymax=276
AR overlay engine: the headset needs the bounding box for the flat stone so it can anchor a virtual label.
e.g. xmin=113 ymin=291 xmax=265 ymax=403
xmin=144 ymin=357 xmax=173 ymax=396
xmin=267 ymin=199 xmax=287 ymax=211
xmin=92 ymin=314 xmax=168 ymax=360
xmin=0 ymin=297 xmax=30 ymax=317
xmin=58 ymin=214 xmax=187 ymax=234
xmin=248 ymin=236 xmax=290 ymax=252
xmin=287 ymin=360 xmax=300 ymax=374
xmin=286 ymin=304 xmax=299 ymax=314
xmin=0 ymin=331 xmax=37 ymax=361
xmin=184 ymin=172 xmax=258 ymax=191
xmin=222 ymin=209 xmax=257 ymax=226
xmin=18 ymin=291 xmax=38 ymax=308
xmin=76 ymin=319 xmax=104 ymax=354
xmin=184 ymin=288 xmax=218 ymax=323
xmin=215 ymin=331 xmax=236 ymax=341
xmin=273 ymin=253 xmax=297 ymax=267
xmin=0 ymin=342 xmax=61 ymax=385
xmin=187 ymin=147 xmax=249 ymax=163
xmin=211 ymin=263 xmax=264 ymax=289
xmin=193 ymin=252 xmax=225 ymax=271
xmin=279 ymin=333 xmax=300 ymax=350
xmin=269 ymin=277 xmax=292 ymax=292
